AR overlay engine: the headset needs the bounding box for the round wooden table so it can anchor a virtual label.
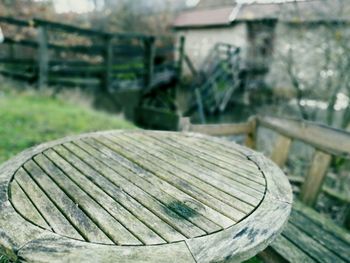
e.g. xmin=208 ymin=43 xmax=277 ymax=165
xmin=0 ymin=131 xmax=292 ymax=263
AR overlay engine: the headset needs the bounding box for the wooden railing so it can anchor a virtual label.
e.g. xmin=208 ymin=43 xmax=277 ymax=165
xmin=179 ymin=115 xmax=350 ymax=229
xmin=0 ymin=16 xmax=182 ymax=91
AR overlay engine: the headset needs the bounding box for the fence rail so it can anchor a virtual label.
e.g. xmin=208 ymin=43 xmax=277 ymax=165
xmin=0 ymin=16 xmax=183 ymax=91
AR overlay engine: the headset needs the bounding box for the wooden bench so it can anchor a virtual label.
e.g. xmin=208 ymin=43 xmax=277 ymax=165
xmin=179 ymin=116 xmax=350 ymax=262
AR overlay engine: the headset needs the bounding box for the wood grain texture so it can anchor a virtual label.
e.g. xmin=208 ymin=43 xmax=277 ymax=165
xmin=270 ymin=135 xmax=292 ymax=168
xmin=258 ymin=116 xmax=350 ymax=157
xmin=300 ymin=151 xmax=332 ymax=206
xmin=0 ymin=130 xmax=292 ymax=262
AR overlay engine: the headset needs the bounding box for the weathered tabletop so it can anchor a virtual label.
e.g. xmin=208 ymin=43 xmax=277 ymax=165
xmin=0 ymin=131 xmax=292 ymax=263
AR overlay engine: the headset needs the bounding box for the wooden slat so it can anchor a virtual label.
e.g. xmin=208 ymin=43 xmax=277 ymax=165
xmin=83 ymin=138 xmax=250 ymax=222
xmin=270 ymin=134 xmax=292 ymax=168
xmin=300 ymin=150 xmax=332 ymax=206
xmin=99 ymin=135 xmax=255 ymax=216
xmin=282 ymin=222 xmax=346 ymax=263
xmin=268 ymin=234 xmax=316 ymax=263
xmin=62 ymin=142 xmax=207 ymax=239
xmin=67 ymin=141 xmax=222 ymax=234
xmin=14 ymin=168 xmax=82 ymax=240
xmin=290 ymin=210 xmax=350 ymax=261
xmin=293 ymin=201 xmax=350 ymax=244
xmin=159 ymin=134 xmax=265 ymax=185
xmin=258 ymin=116 xmax=350 ymax=157
xmin=24 ymin=159 xmax=112 ymax=244
xmin=187 ymin=122 xmax=252 ymax=136
xmin=75 ymin=140 xmax=233 ymax=230
xmin=111 ymin=134 xmax=261 ymax=206
xmin=131 ymin=133 xmax=265 ymax=195
xmin=34 ymin=153 xmax=142 ymax=245
xmin=245 ymin=117 xmax=257 ymax=149
xmin=10 ymin=180 xmax=49 ymax=229
xmin=53 ymin=145 xmax=187 ymax=243
xmin=172 ymin=135 xmax=258 ymax=171
xmin=46 ymin=148 xmax=167 ymax=245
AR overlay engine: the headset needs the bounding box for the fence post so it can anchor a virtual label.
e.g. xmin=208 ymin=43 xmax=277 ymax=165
xmin=143 ymin=36 xmax=155 ymax=89
xmin=37 ymin=26 xmax=49 ymax=89
xmin=177 ymin=35 xmax=185 ymax=79
xmin=103 ymin=35 xmax=113 ymax=92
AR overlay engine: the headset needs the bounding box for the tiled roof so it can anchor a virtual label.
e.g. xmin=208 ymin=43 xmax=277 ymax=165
xmin=173 ymin=6 xmax=234 ymax=28
xmin=173 ymin=0 xmax=350 ymax=28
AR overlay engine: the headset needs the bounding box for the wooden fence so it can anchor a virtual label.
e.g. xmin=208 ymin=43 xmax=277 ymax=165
xmin=0 ymin=17 xmax=183 ymax=91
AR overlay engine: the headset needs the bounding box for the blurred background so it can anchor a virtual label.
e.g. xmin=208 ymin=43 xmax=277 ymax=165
xmin=0 ymin=0 xmax=349 ymax=262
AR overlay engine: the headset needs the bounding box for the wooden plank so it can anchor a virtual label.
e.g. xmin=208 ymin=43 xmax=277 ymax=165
xmin=270 ymin=134 xmax=292 ymax=168
xmin=300 ymin=150 xmax=332 ymax=206
xmin=290 ymin=210 xmax=350 ymax=261
xmin=293 ymin=201 xmax=350 ymax=244
xmin=61 ymin=142 xmax=207 ymax=239
xmin=33 ymin=18 xmax=109 ymax=37
xmin=175 ymin=135 xmax=262 ymax=177
xmin=18 ymin=234 xmax=196 ymax=263
xmin=34 ymin=153 xmax=142 ymax=245
xmin=99 ymin=135 xmax=255 ymax=216
xmin=63 ymin=141 xmax=223 ymax=235
xmin=81 ymin=139 xmax=235 ymax=229
xmin=84 ymin=139 xmax=251 ymax=222
xmin=103 ymin=36 xmax=113 ymax=92
xmin=0 ymin=16 xmax=31 ymax=27
xmin=186 ymin=197 xmax=291 ymax=263
xmin=268 ymin=234 xmax=316 ymax=263
xmin=143 ymin=37 xmax=155 ymax=88
xmin=37 ymin=26 xmax=49 ymax=89
xmin=135 ymin=133 xmax=265 ymax=193
xmin=282 ymin=222 xmax=346 ymax=263
xmin=53 ymin=145 xmax=185 ymax=243
xmin=184 ymin=54 xmax=198 ymax=77
xmin=162 ymin=134 xmax=265 ymax=185
xmin=114 ymin=135 xmax=262 ymax=206
xmin=245 ymin=117 xmax=257 ymax=149
xmin=177 ymin=36 xmax=185 ymax=78
xmin=23 ymin=159 xmax=112 ymax=244
xmin=45 ymin=146 xmax=165 ymax=244
xmin=258 ymin=116 xmax=350 ymax=157
xmin=10 ymin=180 xmax=49 ymax=229
xmin=188 ymin=122 xmax=252 ymax=136
xmin=14 ymin=168 xmax=82 ymax=240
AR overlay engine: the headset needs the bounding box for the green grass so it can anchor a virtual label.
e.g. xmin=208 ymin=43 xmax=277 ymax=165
xmin=0 ymin=86 xmax=135 ymax=164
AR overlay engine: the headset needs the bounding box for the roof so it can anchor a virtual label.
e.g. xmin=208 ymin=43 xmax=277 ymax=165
xmin=173 ymin=0 xmax=350 ymax=29
xmin=173 ymin=6 xmax=234 ymax=28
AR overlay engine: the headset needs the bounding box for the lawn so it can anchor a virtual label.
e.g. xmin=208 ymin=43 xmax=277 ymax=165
xmin=0 ymin=85 xmax=135 ymax=164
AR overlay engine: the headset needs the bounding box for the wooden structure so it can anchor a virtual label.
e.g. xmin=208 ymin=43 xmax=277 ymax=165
xmin=179 ymin=116 xmax=350 ymax=262
xmin=0 ymin=131 xmax=292 ymax=262
xmin=184 ymin=43 xmax=242 ymax=123
xmin=0 ymin=17 xmax=180 ymax=92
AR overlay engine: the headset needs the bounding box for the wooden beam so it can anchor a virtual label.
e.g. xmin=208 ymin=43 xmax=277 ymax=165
xmin=103 ymin=36 xmax=113 ymax=92
xmin=184 ymin=54 xmax=198 ymax=77
xmin=245 ymin=116 xmax=257 ymax=149
xmin=270 ymin=135 xmax=292 ymax=167
xmin=300 ymin=150 xmax=332 ymax=206
xmin=37 ymin=26 xmax=49 ymax=89
xmin=187 ymin=122 xmax=252 ymax=136
xmin=177 ymin=36 xmax=185 ymax=79
xmin=258 ymin=116 xmax=350 ymax=157
xmin=143 ymin=37 xmax=155 ymax=89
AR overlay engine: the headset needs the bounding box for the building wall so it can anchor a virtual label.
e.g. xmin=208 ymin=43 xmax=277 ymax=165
xmin=176 ymin=21 xmax=350 ymax=102
xmin=175 ymin=23 xmax=248 ymax=75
